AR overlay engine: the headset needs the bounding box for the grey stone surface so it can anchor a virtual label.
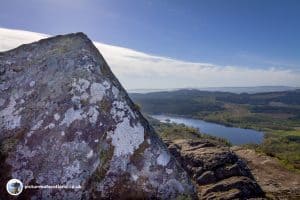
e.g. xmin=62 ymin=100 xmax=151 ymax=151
xmin=164 ymin=139 xmax=265 ymax=199
xmin=0 ymin=33 xmax=196 ymax=199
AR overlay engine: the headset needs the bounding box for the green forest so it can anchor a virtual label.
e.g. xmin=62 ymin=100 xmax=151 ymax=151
xmin=131 ymin=89 xmax=300 ymax=171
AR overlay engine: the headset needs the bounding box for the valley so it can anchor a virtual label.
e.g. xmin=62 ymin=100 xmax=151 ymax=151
xmin=148 ymin=116 xmax=300 ymax=199
xmin=131 ymin=89 xmax=300 ymax=171
xmin=151 ymin=114 xmax=264 ymax=145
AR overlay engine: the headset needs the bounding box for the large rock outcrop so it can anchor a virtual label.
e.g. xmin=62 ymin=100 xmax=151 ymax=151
xmin=0 ymin=33 xmax=196 ymax=199
xmin=164 ymin=139 xmax=264 ymax=199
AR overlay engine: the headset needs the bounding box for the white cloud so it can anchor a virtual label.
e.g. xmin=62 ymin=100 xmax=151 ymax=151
xmin=1 ymin=27 xmax=299 ymax=89
xmin=0 ymin=28 xmax=48 ymax=51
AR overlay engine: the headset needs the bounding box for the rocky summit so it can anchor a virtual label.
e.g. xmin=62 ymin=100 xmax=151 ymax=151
xmin=164 ymin=139 xmax=265 ymax=199
xmin=0 ymin=33 xmax=196 ymax=199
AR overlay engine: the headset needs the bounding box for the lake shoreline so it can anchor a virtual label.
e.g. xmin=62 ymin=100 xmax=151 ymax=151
xmin=151 ymin=114 xmax=264 ymax=145
xmin=149 ymin=112 xmax=265 ymax=131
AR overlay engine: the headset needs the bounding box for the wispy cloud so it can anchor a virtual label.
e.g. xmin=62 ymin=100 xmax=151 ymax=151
xmin=1 ymin=27 xmax=299 ymax=89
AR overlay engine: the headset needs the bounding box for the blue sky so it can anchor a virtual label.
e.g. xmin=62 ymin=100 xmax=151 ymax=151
xmin=1 ymin=0 xmax=299 ymax=69
xmin=0 ymin=0 xmax=300 ymax=88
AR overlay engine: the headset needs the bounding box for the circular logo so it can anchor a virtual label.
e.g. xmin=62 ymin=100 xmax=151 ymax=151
xmin=6 ymin=179 xmax=23 ymax=196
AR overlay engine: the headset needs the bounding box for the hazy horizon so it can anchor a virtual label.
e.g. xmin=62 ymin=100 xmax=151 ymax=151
xmin=128 ymin=85 xmax=300 ymax=94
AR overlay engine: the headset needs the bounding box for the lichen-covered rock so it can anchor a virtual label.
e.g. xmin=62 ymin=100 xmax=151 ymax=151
xmin=0 ymin=33 xmax=196 ymax=199
xmin=164 ymin=139 xmax=265 ymax=199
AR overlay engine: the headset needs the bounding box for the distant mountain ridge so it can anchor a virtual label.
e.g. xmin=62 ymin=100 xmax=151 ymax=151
xmin=129 ymin=86 xmax=299 ymax=94
xmin=130 ymin=88 xmax=300 ymax=131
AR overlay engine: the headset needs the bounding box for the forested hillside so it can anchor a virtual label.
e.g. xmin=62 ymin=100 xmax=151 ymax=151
xmin=131 ymin=89 xmax=300 ymax=171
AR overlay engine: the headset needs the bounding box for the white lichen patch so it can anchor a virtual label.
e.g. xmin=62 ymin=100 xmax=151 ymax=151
xmin=110 ymin=100 xmax=133 ymax=121
xmin=26 ymin=132 xmax=33 ymax=137
xmin=72 ymin=78 xmax=90 ymax=93
xmin=29 ymin=81 xmax=35 ymax=87
xmin=111 ymin=99 xmax=137 ymax=120
xmin=44 ymin=123 xmax=55 ymax=129
xmin=62 ymin=160 xmax=82 ymax=186
xmin=54 ymin=113 xmax=60 ymax=121
xmin=71 ymin=78 xmax=90 ymax=107
xmin=87 ymin=106 xmax=99 ymax=124
xmin=111 ymin=102 xmax=125 ymax=119
xmin=60 ymin=107 xmax=84 ymax=127
xmin=86 ymin=150 xmax=94 ymax=159
xmin=131 ymin=174 xmax=139 ymax=181
xmin=90 ymin=82 xmax=107 ymax=103
xmin=112 ymin=86 xmax=119 ymax=99
xmin=102 ymin=80 xmax=111 ymax=89
xmin=27 ymin=120 xmax=44 ymax=137
xmin=84 ymin=63 xmax=94 ymax=71
xmin=76 ymin=131 xmax=83 ymax=136
xmin=0 ymin=96 xmax=21 ymax=130
xmin=108 ymin=118 xmax=144 ymax=157
xmin=166 ymin=168 xmax=173 ymax=174
xmin=157 ymin=151 xmax=170 ymax=166
xmin=32 ymin=120 xmax=44 ymax=131
xmin=61 ymin=131 xmax=65 ymax=136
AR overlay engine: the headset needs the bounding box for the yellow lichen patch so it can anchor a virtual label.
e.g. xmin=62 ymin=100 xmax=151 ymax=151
xmin=176 ymin=194 xmax=193 ymax=200
xmin=98 ymin=98 xmax=111 ymax=114
xmin=130 ymin=139 xmax=150 ymax=171
xmin=92 ymin=145 xmax=114 ymax=182
xmin=0 ymin=127 xmax=28 ymax=156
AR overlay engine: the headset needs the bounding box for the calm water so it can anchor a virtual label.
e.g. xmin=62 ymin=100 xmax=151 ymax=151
xmin=152 ymin=115 xmax=264 ymax=145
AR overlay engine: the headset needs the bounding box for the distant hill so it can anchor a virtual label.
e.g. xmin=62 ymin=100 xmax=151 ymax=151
xmin=193 ymin=86 xmax=299 ymax=94
xmin=129 ymin=86 xmax=299 ymax=94
xmin=130 ymin=89 xmax=300 ymax=172
xmin=130 ymin=89 xmax=300 ymax=127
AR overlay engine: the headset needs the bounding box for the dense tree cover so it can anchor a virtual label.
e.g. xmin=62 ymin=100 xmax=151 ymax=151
xmin=131 ymin=89 xmax=300 ymax=171
xmin=131 ymin=89 xmax=300 ymax=130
